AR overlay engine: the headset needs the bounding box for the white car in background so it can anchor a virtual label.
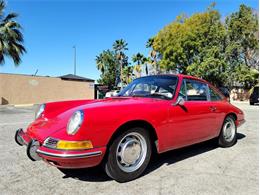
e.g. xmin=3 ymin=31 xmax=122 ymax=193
xmin=105 ymin=90 xmax=120 ymax=98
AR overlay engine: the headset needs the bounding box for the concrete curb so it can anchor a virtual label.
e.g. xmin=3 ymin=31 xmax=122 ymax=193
xmin=13 ymin=104 xmax=35 ymax=108
xmin=230 ymin=101 xmax=249 ymax=104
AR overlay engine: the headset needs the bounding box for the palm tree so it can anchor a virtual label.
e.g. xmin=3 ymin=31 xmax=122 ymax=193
xmin=122 ymin=66 xmax=133 ymax=85
xmin=132 ymin=53 xmax=145 ymax=78
xmin=95 ymin=53 xmax=105 ymax=74
xmin=133 ymin=64 xmax=142 ymax=78
xmin=0 ymin=1 xmax=26 ymax=66
xmin=146 ymin=38 xmax=154 ymax=48
xmin=132 ymin=53 xmax=144 ymax=66
xmin=113 ymin=39 xmax=128 ymax=52
xmin=112 ymin=39 xmax=128 ymax=86
xmin=142 ymin=56 xmax=149 ymax=76
xmin=146 ymin=38 xmax=159 ymax=74
xmin=96 ymin=49 xmax=116 ymax=73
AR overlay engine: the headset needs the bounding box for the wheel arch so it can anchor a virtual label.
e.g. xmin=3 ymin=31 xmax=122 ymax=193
xmin=226 ymin=112 xmax=237 ymax=121
xmin=107 ymin=120 xmax=159 ymax=153
xmin=217 ymin=112 xmax=238 ymax=136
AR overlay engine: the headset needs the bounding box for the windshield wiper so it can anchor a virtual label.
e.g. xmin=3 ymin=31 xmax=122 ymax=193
xmin=131 ymin=94 xmax=147 ymax=97
xmin=130 ymin=93 xmax=171 ymax=99
xmin=146 ymin=93 xmax=171 ymax=99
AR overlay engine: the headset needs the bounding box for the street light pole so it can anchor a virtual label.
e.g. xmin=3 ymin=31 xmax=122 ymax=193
xmin=73 ymin=46 xmax=76 ymax=75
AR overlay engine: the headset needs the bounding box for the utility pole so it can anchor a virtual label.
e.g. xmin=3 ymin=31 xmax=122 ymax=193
xmin=73 ymin=46 xmax=76 ymax=75
xmin=34 ymin=69 xmax=38 ymax=76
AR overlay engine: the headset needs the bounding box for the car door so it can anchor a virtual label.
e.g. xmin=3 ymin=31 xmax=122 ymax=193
xmin=168 ymin=79 xmax=218 ymax=149
xmin=208 ymin=86 xmax=227 ymax=135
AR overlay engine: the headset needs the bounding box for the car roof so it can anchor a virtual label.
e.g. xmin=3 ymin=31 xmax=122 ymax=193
xmin=176 ymin=74 xmax=207 ymax=83
xmin=134 ymin=74 xmax=208 ymax=84
xmin=142 ymin=74 xmax=207 ymax=83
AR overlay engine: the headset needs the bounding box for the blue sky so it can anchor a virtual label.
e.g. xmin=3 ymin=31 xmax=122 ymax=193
xmin=0 ymin=0 xmax=258 ymax=81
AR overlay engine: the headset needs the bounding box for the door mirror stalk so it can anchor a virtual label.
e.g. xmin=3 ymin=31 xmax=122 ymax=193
xmin=173 ymin=96 xmax=185 ymax=106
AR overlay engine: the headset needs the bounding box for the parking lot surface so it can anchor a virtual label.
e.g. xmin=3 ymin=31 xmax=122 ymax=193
xmin=0 ymin=102 xmax=258 ymax=195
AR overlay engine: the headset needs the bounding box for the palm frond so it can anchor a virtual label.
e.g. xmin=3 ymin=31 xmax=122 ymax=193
xmin=3 ymin=13 xmax=18 ymax=22
xmin=0 ymin=0 xmax=5 ymax=18
xmin=0 ymin=3 xmax=25 ymax=66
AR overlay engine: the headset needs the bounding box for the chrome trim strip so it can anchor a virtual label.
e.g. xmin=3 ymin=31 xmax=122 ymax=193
xmin=36 ymin=149 xmax=102 ymax=159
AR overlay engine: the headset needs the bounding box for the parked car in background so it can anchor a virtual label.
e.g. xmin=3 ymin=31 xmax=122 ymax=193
xmin=219 ymin=87 xmax=230 ymax=102
xmin=15 ymin=74 xmax=245 ymax=182
xmin=105 ymin=90 xmax=120 ymax=98
xmin=249 ymin=86 xmax=259 ymax=105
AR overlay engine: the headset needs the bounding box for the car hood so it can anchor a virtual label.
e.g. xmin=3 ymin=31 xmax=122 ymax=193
xmin=51 ymin=97 xmax=160 ymax=112
xmin=78 ymin=97 xmax=159 ymax=108
xmin=26 ymin=97 xmax=162 ymax=141
xmin=56 ymin=97 xmax=161 ymax=118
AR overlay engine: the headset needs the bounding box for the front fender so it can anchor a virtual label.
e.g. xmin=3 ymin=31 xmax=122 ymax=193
xmin=50 ymin=101 xmax=170 ymax=150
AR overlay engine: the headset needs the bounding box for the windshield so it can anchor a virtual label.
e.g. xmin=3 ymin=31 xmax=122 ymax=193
xmin=117 ymin=75 xmax=178 ymax=100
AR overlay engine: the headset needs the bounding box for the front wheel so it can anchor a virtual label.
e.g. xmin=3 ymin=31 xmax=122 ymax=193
xmin=218 ymin=116 xmax=237 ymax=147
xmin=104 ymin=127 xmax=151 ymax=182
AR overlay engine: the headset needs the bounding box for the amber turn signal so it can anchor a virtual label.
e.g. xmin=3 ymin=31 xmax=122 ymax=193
xmin=56 ymin=140 xmax=93 ymax=150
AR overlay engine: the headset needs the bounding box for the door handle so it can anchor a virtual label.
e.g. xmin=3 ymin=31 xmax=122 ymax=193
xmin=210 ymin=106 xmax=217 ymax=111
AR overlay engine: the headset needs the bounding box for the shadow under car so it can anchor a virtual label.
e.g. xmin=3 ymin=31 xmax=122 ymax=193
xmin=58 ymin=133 xmax=246 ymax=182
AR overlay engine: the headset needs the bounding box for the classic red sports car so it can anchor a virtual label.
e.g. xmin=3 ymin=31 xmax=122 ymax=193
xmin=15 ymin=74 xmax=245 ymax=182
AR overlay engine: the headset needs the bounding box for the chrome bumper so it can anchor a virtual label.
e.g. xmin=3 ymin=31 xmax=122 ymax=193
xmin=15 ymin=128 xmax=102 ymax=160
xmin=15 ymin=128 xmax=41 ymax=161
xmin=15 ymin=128 xmax=28 ymax=146
xmin=36 ymin=149 xmax=102 ymax=159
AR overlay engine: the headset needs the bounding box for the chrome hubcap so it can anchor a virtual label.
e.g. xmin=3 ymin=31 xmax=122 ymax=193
xmin=223 ymin=118 xmax=236 ymax=142
xmin=116 ymin=132 xmax=147 ymax=173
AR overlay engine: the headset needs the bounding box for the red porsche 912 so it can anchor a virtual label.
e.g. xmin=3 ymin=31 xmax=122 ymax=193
xmin=15 ymin=74 xmax=245 ymax=182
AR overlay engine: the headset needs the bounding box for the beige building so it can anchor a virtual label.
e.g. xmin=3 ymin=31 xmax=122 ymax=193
xmin=0 ymin=73 xmax=95 ymax=105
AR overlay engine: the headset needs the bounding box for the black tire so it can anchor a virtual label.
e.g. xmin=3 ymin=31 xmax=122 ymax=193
xmin=104 ymin=127 xmax=152 ymax=183
xmin=218 ymin=116 xmax=237 ymax=148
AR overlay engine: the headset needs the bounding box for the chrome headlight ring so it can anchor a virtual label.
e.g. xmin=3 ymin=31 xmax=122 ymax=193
xmin=67 ymin=110 xmax=84 ymax=135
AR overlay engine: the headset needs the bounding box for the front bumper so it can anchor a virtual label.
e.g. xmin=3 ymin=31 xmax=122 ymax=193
xmin=37 ymin=149 xmax=102 ymax=159
xmin=15 ymin=128 xmax=30 ymax=146
xmin=15 ymin=128 xmax=106 ymax=168
xmin=37 ymin=146 xmax=106 ymax=168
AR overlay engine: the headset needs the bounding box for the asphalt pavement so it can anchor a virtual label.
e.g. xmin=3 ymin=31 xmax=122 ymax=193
xmin=0 ymin=102 xmax=258 ymax=195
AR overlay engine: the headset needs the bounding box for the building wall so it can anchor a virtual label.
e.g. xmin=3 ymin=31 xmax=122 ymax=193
xmin=0 ymin=74 xmax=94 ymax=105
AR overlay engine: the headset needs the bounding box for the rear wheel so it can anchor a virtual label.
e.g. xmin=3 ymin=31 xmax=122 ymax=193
xmin=218 ymin=116 xmax=237 ymax=147
xmin=104 ymin=127 xmax=151 ymax=182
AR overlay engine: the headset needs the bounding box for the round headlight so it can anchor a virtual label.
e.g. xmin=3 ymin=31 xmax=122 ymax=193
xmin=35 ymin=104 xmax=45 ymax=119
xmin=67 ymin=110 xmax=84 ymax=135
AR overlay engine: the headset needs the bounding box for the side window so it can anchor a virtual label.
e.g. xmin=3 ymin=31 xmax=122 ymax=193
xmin=178 ymin=80 xmax=187 ymax=100
xmin=186 ymin=80 xmax=208 ymax=101
xmin=209 ymin=87 xmax=222 ymax=101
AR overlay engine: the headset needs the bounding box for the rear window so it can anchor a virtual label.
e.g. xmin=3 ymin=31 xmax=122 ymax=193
xmin=209 ymin=87 xmax=223 ymax=101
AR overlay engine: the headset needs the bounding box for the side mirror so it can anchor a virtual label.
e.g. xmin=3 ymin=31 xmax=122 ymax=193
xmin=174 ymin=96 xmax=185 ymax=106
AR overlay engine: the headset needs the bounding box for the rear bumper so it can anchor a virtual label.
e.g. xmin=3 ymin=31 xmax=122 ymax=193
xmin=15 ymin=128 xmax=106 ymax=168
